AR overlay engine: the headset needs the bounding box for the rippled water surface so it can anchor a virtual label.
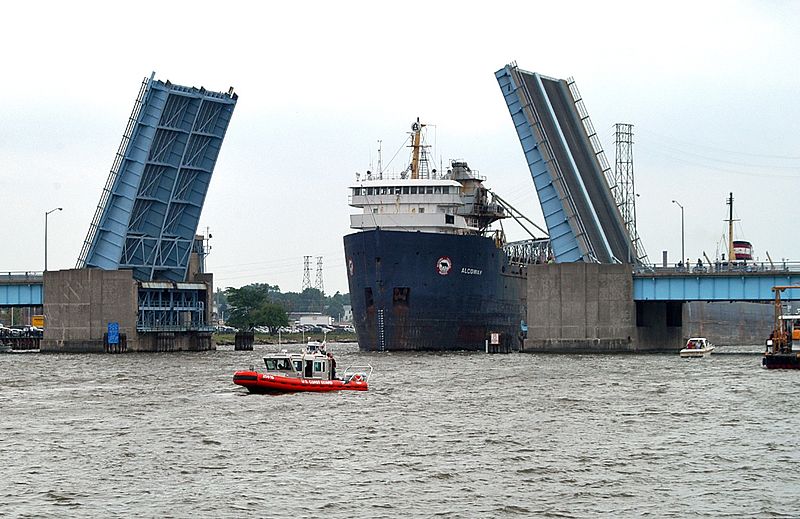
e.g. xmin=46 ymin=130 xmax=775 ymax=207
xmin=2 ymin=343 xmax=800 ymax=517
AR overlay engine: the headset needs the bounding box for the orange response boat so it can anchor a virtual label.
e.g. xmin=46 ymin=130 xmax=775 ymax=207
xmin=233 ymin=341 xmax=372 ymax=393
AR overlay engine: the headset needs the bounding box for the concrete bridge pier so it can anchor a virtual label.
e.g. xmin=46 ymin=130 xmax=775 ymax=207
xmin=41 ymin=268 xmax=214 ymax=353
xmin=524 ymin=263 xmax=683 ymax=352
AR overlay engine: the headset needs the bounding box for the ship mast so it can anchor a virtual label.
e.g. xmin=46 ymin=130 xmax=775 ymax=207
xmin=410 ymin=118 xmax=426 ymax=179
xmin=726 ymin=192 xmax=737 ymax=261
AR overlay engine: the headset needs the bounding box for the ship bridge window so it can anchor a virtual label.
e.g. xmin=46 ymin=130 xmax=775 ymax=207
xmin=402 ymin=186 xmax=410 ymax=194
xmin=445 ymin=214 xmax=455 ymax=224
xmin=411 ymin=186 xmax=418 ymax=194
xmin=380 ymin=187 xmax=387 ymax=195
xmin=426 ymin=186 xmax=434 ymax=194
xmin=367 ymin=187 xmax=375 ymax=195
xmin=419 ymin=207 xmax=425 ymax=213
xmin=293 ymin=360 xmax=302 ymax=372
xmin=434 ymin=186 xmax=442 ymax=194
xmin=314 ymin=361 xmax=325 ymax=372
xmin=388 ymin=187 xmax=395 ymax=195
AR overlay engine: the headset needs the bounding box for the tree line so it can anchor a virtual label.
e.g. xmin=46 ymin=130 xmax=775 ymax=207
xmin=216 ymin=284 xmax=350 ymax=334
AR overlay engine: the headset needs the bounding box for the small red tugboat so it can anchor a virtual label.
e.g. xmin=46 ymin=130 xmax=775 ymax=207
xmin=763 ymin=285 xmax=800 ymax=369
xmin=233 ymin=341 xmax=372 ymax=393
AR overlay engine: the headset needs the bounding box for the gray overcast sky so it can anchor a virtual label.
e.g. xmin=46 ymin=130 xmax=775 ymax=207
xmin=1 ymin=0 xmax=798 ymax=294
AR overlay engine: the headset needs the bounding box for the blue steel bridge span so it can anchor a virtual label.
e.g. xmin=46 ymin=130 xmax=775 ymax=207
xmin=0 ymin=273 xmax=42 ymax=307
xmin=496 ymin=64 xmax=642 ymax=265
xmin=76 ymin=74 xmax=237 ymax=283
xmin=633 ymin=263 xmax=800 ymax=302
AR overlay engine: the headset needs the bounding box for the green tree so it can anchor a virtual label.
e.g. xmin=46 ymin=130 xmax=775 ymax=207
xmin=252 ymin=302 xmax=290 ymax=335
xmin=225 ymin=284 xmax=280 ymax=330
xmin=298 ymin=288 xmax=324 ymax=312
xmin=324 ymin=291 xmax=347 ymax=321
xmin=224 ymin=282 xmax=350 ymax=328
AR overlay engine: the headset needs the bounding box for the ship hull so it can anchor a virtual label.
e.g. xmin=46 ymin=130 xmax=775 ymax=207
xmin=344 ymin=229 xmax=526 ymax=351
xmin=762 ymin=353 xmax=800 ymax=369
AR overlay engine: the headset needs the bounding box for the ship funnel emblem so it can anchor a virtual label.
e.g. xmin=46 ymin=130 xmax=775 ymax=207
xmin=436 ymin=256 xmax=452 ymax=276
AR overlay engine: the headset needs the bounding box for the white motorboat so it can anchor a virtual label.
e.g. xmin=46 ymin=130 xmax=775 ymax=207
xmin=680 ymin=337 xmax=715 ymax=358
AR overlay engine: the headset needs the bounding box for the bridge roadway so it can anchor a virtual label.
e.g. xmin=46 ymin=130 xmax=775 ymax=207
xmin=634 ymin=263 xmax=800 ymax=302
xmin=0 ymin=272 xmax=43 ymax=306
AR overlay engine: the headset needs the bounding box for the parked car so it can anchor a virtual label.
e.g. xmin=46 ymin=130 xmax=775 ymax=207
xmin=213 ymin=325 xmax=238 ymax=334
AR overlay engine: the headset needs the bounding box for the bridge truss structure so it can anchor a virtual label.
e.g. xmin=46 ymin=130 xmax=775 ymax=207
xmin=76 ymin=74 xmax=237 ymax=283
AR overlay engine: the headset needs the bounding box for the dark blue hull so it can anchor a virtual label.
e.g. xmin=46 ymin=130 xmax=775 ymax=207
xmin=343 ymin=229 xmax=526 ymax=351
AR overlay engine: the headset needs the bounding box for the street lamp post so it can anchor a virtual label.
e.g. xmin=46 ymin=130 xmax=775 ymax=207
xmin=671 ymin=200 xmax=684 ymax=268
xmin=44 ymin=207 xmax=63 ymax=272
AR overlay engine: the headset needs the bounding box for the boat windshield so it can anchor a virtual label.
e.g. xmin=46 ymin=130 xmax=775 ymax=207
xmin=265 ymin=358 xmax=293 ymax=371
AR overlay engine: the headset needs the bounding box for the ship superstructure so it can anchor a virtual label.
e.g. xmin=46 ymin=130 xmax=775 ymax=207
xmin=349 ymin=119 xmax=508 ymax=236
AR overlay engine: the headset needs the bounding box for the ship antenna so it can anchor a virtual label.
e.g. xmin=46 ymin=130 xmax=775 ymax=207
xmin=377 ymin=139 xmax=383 ymax=176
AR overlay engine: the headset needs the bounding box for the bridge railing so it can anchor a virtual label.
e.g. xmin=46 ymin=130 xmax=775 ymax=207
xmin=0 ymin=271 xmax=44 ymax=282
xmin=634 ymin=261 xmax=800 ymax=276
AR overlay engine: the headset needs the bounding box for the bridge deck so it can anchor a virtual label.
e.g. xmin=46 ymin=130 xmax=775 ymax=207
xmin=0 ymin=273 xmax=43 ymax=306
xmin=634 ymin=266 xmax=800 ymax=301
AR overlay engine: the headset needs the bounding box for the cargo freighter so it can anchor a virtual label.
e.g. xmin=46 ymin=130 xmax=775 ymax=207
xmin=343 ymin=119 xmax=530 ymax=351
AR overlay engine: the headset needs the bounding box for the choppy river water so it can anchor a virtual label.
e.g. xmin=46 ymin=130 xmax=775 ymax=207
xmin=2 ymin=343 xmax=799 ymax=518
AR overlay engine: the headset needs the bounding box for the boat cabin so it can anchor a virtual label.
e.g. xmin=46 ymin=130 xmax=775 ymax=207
xmin=684 ymin=338 xmax=710 ymax=350
xmin=261 ymin=343 xmax=337 ymax=380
